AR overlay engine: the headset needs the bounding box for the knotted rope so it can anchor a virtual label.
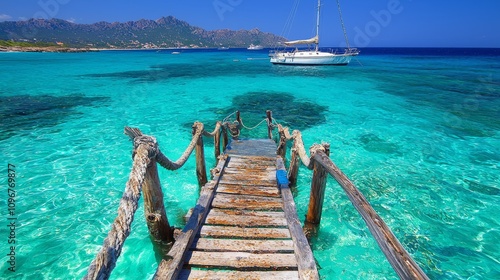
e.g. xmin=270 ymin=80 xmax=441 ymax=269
xmin=156 ymin=122 xmax=204 ymax=171
xmin=84 ymin=137 xmax=153 ymax=280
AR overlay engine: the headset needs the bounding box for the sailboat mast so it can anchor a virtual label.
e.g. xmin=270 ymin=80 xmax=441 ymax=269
xmin=315 ymin=0 xmax=321 ymax=51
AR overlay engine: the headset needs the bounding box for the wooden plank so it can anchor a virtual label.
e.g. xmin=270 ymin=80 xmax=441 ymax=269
xmin=200 ymin=225 xmax=291 ymax=239
xmin=191 ymin=238 xmax=295 ymax=253
xmin=178 ymin=269 xmax=299 ymax=280
xmin=224 ymin=167 xmax=275 ymax=174
xmin=228 ymin=156 xmax=276 ymax=163
xmin=217 ymin=184 xmax=280 ymax=197
xmin=228 ymin=155 xmax=277 ymax=162
xmin=212 ymin=193 xmax=283 ymax=210
xmin=218 ymin=179 xmax=277 ymax=188
xmin=227 ymin=155 xmax=275 ymax=161
xmin=227 ymin=149 xmax=277 ymax=157
xmin=208 ymin=209 xmax=285 ymax=218
xmin=223 ymin=165 xmax=275 ymax=174
xmin=206 ymin=211 xmax=288 ymax=227
xmin=222 ymin=173 xmax=276 ymax=182
xmin=277 ymin=157 xmax=319 ymax=280
xmin=226 ymin=141 xmax=277 ymax=158
xmin=226 ymin=159 xmax=275 ymax=166
xmin=226 ymin=162 xmax=275 ymax=170
xmin=184 ymin=251 xmax=297 ymax=269
xmin=218 ymin=182 xmax=279 ymax=189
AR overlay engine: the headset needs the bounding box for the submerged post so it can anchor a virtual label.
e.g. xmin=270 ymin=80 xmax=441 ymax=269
xmin=143 ymin=150 xmax=174 ymax=242
xmin=193 ymin=122 xmax=208 ymax=187
xmin=266 ymin=110 xmax=273 ymax=139
xmin=131 ymin=133 xmax=174 ymax=243
xmin=306 ymin=143 xmax=330 ymax=225
xmin=225 ymin=111 xmax=242 ymax=140
xmin=277 ymin=124 xmax=290 ymax=159
xmin=236 ymin=110 xmax=242 ymax=126
xmin=222 ymin=125 xmax=229 ymax=150
xmin=214 ymin=121 xmax=221 ymax=158
xmin=288 ymin=130 xmax=307 ymax=188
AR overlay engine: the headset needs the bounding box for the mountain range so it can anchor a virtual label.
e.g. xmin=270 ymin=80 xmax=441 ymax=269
xmin=0 ymin=16 xmax=286 ymax=49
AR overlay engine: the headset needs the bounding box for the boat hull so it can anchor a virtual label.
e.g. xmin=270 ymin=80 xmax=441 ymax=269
xmin=270 ymin=51 xmax=356 ymax=66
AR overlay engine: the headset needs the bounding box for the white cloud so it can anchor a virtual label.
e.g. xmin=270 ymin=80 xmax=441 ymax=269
xmin=67 ymin=18 xmax=76 ymax=23
xmin=0 ymin=14 xmax=13 ymax=21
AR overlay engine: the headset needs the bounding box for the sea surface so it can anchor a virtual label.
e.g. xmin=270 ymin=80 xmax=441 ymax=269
xmin=0 ymin=48 xmax=499 ymax=279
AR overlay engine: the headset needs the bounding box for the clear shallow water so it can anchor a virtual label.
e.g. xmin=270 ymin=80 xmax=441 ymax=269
xmin=0 ymin=48 xmax=499 ymax=279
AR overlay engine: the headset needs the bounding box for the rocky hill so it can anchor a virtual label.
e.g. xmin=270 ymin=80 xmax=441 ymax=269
xmin=0 ymin=16 xmax=285 ymax=49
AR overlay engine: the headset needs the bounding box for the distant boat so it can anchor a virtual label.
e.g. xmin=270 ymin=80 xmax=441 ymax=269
xmin=171 ymin=51 xmax=181 ymax=55
xmin=218 ymin=47 xmax=229 ymax=50
xmin=247 ymin=44 xmax=264 ymax=50
xmin=270 ymin=0 xmax=359 ymax=66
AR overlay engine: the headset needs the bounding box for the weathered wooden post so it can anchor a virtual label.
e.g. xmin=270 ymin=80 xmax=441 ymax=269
xmin=266 ymin=110 xmax=273 ymax=139
xmin=142 ymin=148 xmax=174 ymax=242
xmin=127 ymin=129 xmax=174 ymax=243
xmin=306 ymin=143 xmax=330 ymax=225
xmin=288 ymin=130 xmax=305 ymax=188
xmin=193 ymin=122 xmax=208 ymax=187
xmin=226 ymin=111 xmax=242 ymax=140
xmin=222 ymin=125 xmax=229 ymax=150
xmin=236 ymin=110 xmax=242 ymax=126
xmin=276 ymin=124 xmax=289 ymax=159
xmin=214 ymin=121 xmax=221 ymax=159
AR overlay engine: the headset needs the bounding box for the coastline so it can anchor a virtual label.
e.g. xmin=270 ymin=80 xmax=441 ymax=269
xmin=0 ymin=46 xmax=235 ymax=53
xmin=0 ymin=46 xmax=100 ymax=53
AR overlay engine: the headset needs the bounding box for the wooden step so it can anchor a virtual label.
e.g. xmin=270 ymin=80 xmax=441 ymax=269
xmin=224 ymin=166 xmax=276 ymax=174
xmin=212 ymin=193 xmax=283 ymax=210
xmin=191 ymin=238 xmax=294 ymax=253
xmin=217 ymin=183 xmax=280 ymax=197
xmin=200 ymin=225 xmax=291 ymax=239
xmin=183 ymin=251 xmax=298 ymax=269
xmin=218 ymin=179 xmax=277 ymax=188
xmin=178 ymin=269 xmax=299 ymax=280
xmin=206 ymin=209 xmax=288 ymax=227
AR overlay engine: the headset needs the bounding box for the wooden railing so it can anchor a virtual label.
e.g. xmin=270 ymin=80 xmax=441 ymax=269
xmin=84 ymin=122 xmax=221 ymax=279
xmin=276 ymin=123 xmax=429 ymax=280
xmin=84 ymin=110 xmax=428 ymax=280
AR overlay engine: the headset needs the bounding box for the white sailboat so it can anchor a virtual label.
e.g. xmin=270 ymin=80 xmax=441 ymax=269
xmin=270 ymin=0 xmax=359 ymax=66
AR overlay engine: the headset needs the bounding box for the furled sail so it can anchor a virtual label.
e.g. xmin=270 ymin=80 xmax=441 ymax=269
xmin=284 ymin=35 xmax=318 ymax=46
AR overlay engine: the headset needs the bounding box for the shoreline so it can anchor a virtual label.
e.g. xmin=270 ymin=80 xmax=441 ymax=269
xmin=0 ymin=46 xmax=239 ymax=53
xmin=0 ymin=46 xmax=100 ymax=53
xmin=2 ymin=46 xmax=498 ymax=54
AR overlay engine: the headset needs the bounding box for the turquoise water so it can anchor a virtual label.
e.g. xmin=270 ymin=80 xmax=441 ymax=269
xmin=0 ymin=48 xmax=499 ymax=279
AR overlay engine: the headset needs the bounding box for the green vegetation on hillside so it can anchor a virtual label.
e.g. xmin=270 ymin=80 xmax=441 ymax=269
xmin=0 ymin=40 xmax=59 ymax=48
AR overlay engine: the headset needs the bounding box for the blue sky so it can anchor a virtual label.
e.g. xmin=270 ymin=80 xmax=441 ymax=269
xmin=1 ymin=0 xmax=499 ymax=47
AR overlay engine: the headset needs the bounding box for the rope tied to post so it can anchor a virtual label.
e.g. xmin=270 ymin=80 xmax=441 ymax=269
xmin=222 ymin=111 xmax=270 ymax=131
xmin=84 ymin=132 xmax=155 ymax=280
xmin=132 ymin=135 xmax=159 ymax=161
xmin=155 ymin=122 xmax=204 ymax=171
xmin=240 ymin=118 xmax=268 ymax=130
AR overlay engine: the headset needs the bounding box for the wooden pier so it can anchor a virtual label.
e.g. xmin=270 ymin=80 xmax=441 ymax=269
xmin=158 ymin=139 xmax=317 ymax=279
xmin=84 ymin=111 xmax=429 ymax=280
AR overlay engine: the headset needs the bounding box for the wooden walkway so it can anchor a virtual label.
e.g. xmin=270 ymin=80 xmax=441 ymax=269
xmin=86 ymin=120 xmax=429 ymax=280
xmin=176 ymin=139 xmax=318 ymax=279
